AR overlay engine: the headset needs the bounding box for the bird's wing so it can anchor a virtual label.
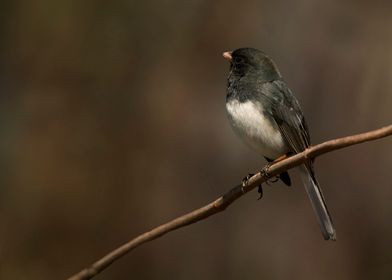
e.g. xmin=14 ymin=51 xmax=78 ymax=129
xmin=257 ymin=79 xmax=310 ymax=154
xmin=257 ymin=80 xmax=336 ymax=240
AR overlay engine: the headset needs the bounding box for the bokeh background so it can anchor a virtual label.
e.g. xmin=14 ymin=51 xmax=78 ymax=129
xmin=1 ymin=1 xmax=392 ymax=279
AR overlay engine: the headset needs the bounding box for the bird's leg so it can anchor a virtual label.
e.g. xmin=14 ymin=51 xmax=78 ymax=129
xmin=271 ymin=153 xmax=289 ymax=164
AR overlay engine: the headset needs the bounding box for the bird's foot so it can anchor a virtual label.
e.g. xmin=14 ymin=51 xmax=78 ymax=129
xmin=261 ymin=163 xmax=279 ymax=188
xmin=242 ymin=173 xmax=264 ymax=199
xmin=265 ymin=177 xmax=279 ymax=185
xmin=264 ymin=155 xmax=292 ymax=186
xmin=257 ymin=185 xmax=263 ymax=200
xmin=260 ymin=163 xmax=272 ymax=181
xmin=241 ymin=173 xmax=254 ymax=192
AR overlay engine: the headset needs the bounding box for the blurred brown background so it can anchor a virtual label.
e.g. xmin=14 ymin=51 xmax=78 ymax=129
xmin=1 ymin=1 xmax=392 ymax=279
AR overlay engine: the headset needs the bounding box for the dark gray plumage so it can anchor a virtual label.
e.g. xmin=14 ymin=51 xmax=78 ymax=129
xmin=224 ymin=48 xmax=336 ymax=240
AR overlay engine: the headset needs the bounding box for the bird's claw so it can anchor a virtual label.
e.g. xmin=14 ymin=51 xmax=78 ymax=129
xmin=261 ymin=163 xmax=272 ymax=180
xmin=241 ymin=173 xmax=254 ymax=193
xmin=266 ymin=177 xmax=279 ymax=185
xmin=242 ymin=165 xmax=279 ymax=200
xmin=261 ymin=163 xmax=279 ymax=185
xmin=257 ymin=185 xmax=263 ymax=200
xmin=242 ymin=173 xmax=263 ymax=199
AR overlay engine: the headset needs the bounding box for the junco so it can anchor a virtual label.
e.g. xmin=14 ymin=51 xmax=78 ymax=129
xmin=223 ymin=47 xmax=336 ymax=241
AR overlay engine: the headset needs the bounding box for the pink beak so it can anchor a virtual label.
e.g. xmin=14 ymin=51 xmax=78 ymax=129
xmin=222 ymin=51 xmax=232 ymax=61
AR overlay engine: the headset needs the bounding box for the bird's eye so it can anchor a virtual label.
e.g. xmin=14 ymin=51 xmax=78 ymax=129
xmin=234 ymin=57 xmax=245 ymax=64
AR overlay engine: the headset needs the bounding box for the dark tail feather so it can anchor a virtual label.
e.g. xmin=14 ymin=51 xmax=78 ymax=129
xmin=299 ymin=165 xmax=336 ymax=241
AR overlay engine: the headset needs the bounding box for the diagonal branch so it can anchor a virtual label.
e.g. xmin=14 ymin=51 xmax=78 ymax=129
xmin=68 ymin=124 xmax=392 ymax=280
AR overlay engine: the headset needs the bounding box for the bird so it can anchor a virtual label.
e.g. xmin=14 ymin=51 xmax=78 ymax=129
xmin=223 ymin=47 xmax=336 ymax=241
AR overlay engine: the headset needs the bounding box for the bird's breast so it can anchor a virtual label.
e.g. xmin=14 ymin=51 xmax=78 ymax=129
xmin=225 ymin=99 xmax=288 ymax=159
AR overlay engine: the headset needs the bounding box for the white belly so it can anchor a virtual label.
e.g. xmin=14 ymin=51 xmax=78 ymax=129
xmin=226 ymin=99 xmax=287 ymax=159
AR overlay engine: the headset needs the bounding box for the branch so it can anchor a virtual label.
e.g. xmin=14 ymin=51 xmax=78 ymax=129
xmin=68 ymin=124 xmax=392 ymax=280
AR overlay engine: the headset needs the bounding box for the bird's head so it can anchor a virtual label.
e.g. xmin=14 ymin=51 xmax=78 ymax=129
xmin=223 ymin=48 xmax=282 ymax=82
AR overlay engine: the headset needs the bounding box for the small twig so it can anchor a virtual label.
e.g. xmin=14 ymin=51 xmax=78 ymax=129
xmin=68 ymin=124 xmax=392 ymax=280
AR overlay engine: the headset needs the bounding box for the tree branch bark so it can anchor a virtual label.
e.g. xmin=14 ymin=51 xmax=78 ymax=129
xmin=68 ymin=124 xmax=392 ymax=280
